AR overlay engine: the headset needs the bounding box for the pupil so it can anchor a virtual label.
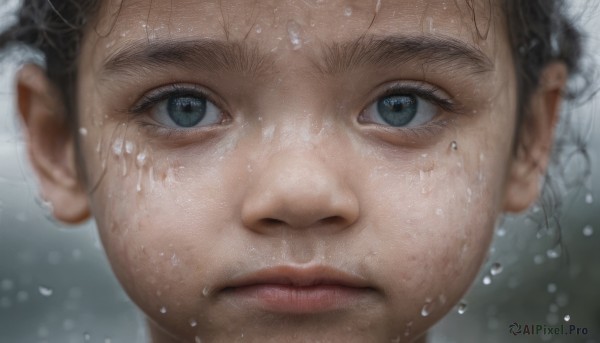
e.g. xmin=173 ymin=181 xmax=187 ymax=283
xmin=167 ymin=96 xmax=206 ymax=127
xmin=377 ymin=95 xmax=418 ymax=127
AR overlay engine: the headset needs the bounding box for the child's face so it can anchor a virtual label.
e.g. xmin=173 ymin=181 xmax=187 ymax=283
xmin=73 ymin=0 xmax=517 ymax=341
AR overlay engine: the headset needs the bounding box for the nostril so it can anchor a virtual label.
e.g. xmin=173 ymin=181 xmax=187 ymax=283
xmin=318 ymin=216 xmax=346 ymax=227
xmin=259 ymin=218 xmax=286 ymax=227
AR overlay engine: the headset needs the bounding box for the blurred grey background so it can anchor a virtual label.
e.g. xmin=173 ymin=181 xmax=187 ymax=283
xmin=0 ymin=0 xmax=598 ymax=342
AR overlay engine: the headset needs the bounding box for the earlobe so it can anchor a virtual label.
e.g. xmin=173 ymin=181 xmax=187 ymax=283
xmin=503 ymin=62 xmax=568 ymax=213
xmin=17 ymin=64 xmax=90 ymax=224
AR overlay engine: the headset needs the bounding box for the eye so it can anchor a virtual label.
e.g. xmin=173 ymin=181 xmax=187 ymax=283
xmin=360 ymin=93 xmax=437 ymax=128
xmin=151 ymin=94 xmax=223 ymax=128
xmin=131 ymin=84 xmax=227 ymax=129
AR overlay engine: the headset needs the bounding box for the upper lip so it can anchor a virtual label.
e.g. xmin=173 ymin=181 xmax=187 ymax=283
xmin=221 ymin=265 xmax=373 ymax=290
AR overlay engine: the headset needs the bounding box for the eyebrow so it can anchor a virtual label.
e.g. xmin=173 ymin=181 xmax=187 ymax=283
xmin=316 ymin=34 xmax=494 ymax=75
xmin=102 ymin=39 xmax=273 ymax=77
xmin=100 ymin=34 xmax=493 ymax=78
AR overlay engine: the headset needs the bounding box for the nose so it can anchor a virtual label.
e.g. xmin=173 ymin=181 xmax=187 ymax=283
xmin=241 ymin=151 xmax=359 ymax=234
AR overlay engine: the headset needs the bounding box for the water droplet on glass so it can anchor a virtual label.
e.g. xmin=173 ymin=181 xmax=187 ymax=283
xmin=83 ymin=332 xmax=91 ymax=341
xmin=547 ymin=283 xmax=557 ymax=293
xmin=160 ymin=306 xmax=167 ymax=314
xmin=585 ymin=193 xmax=593 ymax=204
xmin=496 ymin=226 xmax=506 ymax=237
xmin=549 ymin=303 xmax=558 ymax=313
xmin=38 ymin=285 xmax=53 ymax=297
xmin=457 ymin=301 xmax=468 ymax=314
xmin=287 ymin=20 xmax=303 ymax=50
xmin=450 ymin=141 xmax=458 ymax=150
xmin=1 ymin=279 xmax=14 ymax=291
xmin=344 ymin=6 xmax=353 ymax=16
xmin=490 ymin=262 xmax=503 ymax=276
xmin=534 ymin=254 xmax=545 ymax=265
xmin=563 ymin=314 xmax=570 ymax=322
xmin=79 ymin=127 xmax=88 ymax=136
xmin=104 ymin=338 xmax=112 ymax=343
xmin=583 ymin=225 xmax=593 ymax=237
xmin=546 ymin=245 xmax=562 ymax=259
xmin=189 ymin=318 xmax=198 ymax=327
xmin=482 ymin=275 xmax=492 ymax=285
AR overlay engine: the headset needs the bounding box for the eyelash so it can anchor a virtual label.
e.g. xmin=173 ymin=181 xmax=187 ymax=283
xmin=130 ymin=84 xmax=221 ymax=114
xmin=372 ymin=83 xmax=459 ymax=114
xmin=128 ymin=82 xmax=460 ymax=142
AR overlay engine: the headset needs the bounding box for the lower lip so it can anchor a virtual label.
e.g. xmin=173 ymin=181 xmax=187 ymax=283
xmin=224 ymin=284 xmax=371 ymax=313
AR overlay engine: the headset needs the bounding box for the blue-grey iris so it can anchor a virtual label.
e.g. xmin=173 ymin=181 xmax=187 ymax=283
xmin=167 ymin=96 xmax=206 ymax=127
xmin=377 ymin=95 xmax=418 ymax=127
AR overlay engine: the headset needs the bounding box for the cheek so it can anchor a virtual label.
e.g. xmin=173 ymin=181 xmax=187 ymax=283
xmin=360 ymin=144 xmax=502 ymax=335
xmin=86 ymin=130 xmax=237 ymax=329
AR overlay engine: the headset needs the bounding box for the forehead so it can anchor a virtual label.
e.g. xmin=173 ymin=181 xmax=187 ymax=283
xmin=87 ymin=0 xmax=506 ymax=70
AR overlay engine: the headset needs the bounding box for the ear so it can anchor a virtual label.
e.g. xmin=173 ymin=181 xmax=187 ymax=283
xmin=503 ymin=62 xmax=568 ymax=213
xmin=17 ymin=64 xmax=90 ymax=224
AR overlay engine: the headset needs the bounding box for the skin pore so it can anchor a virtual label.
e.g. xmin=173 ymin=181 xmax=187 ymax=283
xmin=16 ymin=0 xmax=567 ymax=342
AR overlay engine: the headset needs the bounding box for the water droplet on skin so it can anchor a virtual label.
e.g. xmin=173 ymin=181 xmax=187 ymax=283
xmin=435 ymin=208 xmax=443 ymax=216
xmin=202 ymin=286 xmax=210 ymax=297
xmin=38 ymin=285 xmax=53 ymax=296
xmin=79 ymin=127 xmax=88 ymax=136
xmin=420 ymin=298 xmax=433 ymax=317
xmin=375 ymin=0 xmax=382 ymax=13
xmin=585 ymin=193 xmax=593 ymax=204
xmin=287 ymin=20 xmax=303 ymax=50
xmin=255 ymin=24 xmax=262 ymax=34
xmin=450 ymin=141 xmax=458 ymax=150
xmin=457 ymin=301 xmax=467 ymax=314
xmin=344 ymin=6 xmax=353 ymax=16
xmin=482 ymin=275 xmax=492 ymax=285
xmin=583 ymin=225 xmax=594 ymax=237
xmin=189 ymin=318 xmax=198 ymax=327
xmin=170 ymin=253 xmax=180 ymax=266
xmin=490 ymin=262 xmax=503 ymax=276
xmin=195 ymin=336 xmax=202 ymax=343
xmin=403 ymin=321 xmax=413 ymax=337
xmin=563 ymin=314 xmax=570 ymax=322
xmin=112 ymin=138 xmax=124 ymax=156
xmin=125 ymin=140 xmax=135 ymax=155
xmin=547 ymin=283 xmax=557 ymax=293
xmin=160 ymin=306 xmax=167 ymax=314
xmin=136 ymin=169 xmax=143 ymax=193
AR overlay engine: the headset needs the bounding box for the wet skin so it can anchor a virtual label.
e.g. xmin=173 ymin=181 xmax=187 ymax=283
xmin=17 ymin=0 xmax=566 ymax=342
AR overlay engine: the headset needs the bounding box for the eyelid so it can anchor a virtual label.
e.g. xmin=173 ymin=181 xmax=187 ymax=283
xmin=129 ymin=83 xmax=226 ymax=114
xmin=364 ymin=81 xmax=463 ymax=116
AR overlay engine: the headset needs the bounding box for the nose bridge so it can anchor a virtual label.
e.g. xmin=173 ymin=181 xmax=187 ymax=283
xmin=241 ymin=148 xmax=359 ymax=233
